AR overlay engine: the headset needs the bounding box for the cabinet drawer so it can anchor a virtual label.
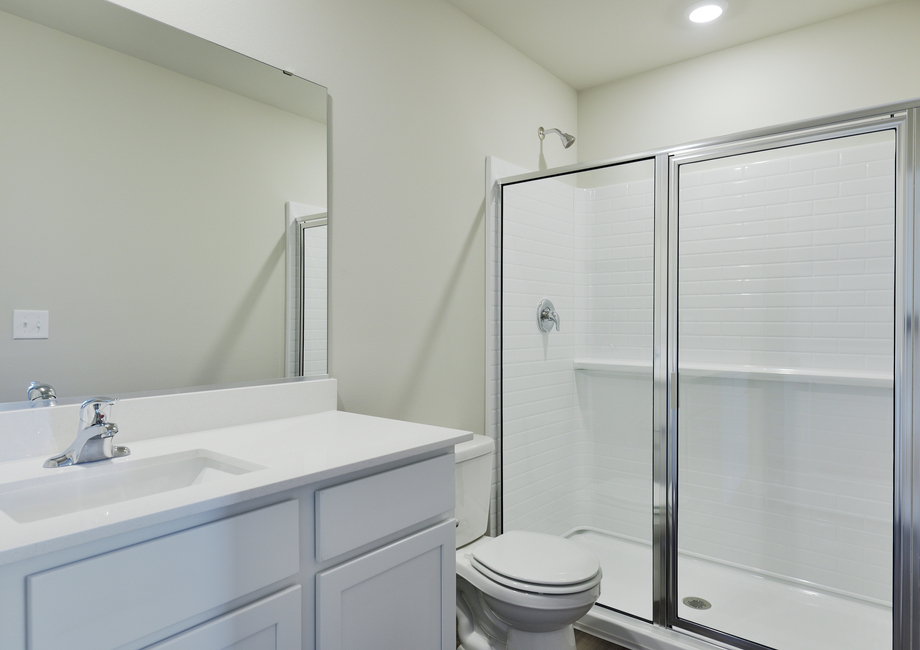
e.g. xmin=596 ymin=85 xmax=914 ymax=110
xmin=315 ymin=454 xmax=454 ymax=562
xmin=27 ymin=500 xmax=300 ymax=650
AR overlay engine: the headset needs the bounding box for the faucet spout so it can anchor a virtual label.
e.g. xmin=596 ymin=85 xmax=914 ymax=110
xmin=27 ymin=381 xmax=57 ymax=402
xmin=44 ymin=397 xmax=130 ymax=468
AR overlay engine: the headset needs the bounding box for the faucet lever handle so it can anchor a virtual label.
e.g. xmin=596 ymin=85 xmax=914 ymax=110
xmin=80 ymin=396 xmax=116 ymax=427
xmin=536 ymin=299 xmax=561 ymax=333
xmin=44 ymin=396 xmax=127 ymax=468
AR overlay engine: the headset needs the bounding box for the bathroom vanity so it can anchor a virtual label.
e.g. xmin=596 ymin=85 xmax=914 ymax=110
xmin=0 ymin=378 xmax=469 ymax=650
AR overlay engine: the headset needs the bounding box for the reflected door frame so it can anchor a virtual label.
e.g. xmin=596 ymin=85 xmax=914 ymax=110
xmin=285 ymin=202 xmax=328 ymax=378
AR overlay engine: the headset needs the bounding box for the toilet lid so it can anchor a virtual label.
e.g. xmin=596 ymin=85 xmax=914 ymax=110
xmin=470 ymin=531 xmax=601 ymax=590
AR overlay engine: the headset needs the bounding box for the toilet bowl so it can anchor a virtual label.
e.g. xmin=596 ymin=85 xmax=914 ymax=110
xmin=454 ymin=435 xmax=602 ymax=650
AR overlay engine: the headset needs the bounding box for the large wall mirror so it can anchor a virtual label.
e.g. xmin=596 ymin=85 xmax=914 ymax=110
xmin=0 ymin=0 xmax=327 ymax=404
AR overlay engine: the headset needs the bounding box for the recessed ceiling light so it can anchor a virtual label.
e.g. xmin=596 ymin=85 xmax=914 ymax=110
xmin=686 ymin=0 xmax=727 ymax=23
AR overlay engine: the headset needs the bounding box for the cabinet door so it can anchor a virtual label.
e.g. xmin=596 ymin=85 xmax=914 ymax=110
xmin=316 ymin=519 xmax=455 ymax=650
xmin=145 ymin=586 xmax=301 ymax=650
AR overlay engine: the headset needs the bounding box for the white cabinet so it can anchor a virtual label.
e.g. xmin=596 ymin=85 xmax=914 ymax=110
xmin=1 ymin=449 xmax=456 ymax=650
xmin=314 ymin=454 xmax=456 ymax=650
xmin=316 ymin=519 xmax=455 ymax=650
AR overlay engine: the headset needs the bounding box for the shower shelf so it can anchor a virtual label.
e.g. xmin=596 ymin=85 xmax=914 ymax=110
xmin=573 ymin=359 xmax=651 ymax=375
xmin=573 ymin=358 xmax=892 ymax=388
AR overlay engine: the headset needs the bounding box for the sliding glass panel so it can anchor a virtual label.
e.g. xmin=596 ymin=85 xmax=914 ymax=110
xmin=501 ymin=159 xmax=655 ymax=620
xmin=676 ymin=131 xmax=895 ymax=649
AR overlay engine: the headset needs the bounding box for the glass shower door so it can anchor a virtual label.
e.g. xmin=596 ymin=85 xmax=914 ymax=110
xmin=674 ymin=130 xmax=896 ymax=650
xmin=500 ymin=159 xmax=656 ymax=621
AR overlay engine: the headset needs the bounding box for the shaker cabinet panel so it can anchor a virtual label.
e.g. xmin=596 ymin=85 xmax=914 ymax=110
xmin=316 ymin=518 xmax=456 ymax=650
xmin=315 ymin=453 xmax=454 ymax=562
xmin=26 ymin=500 xmax=299 ymax=650
xmin=144 ymin=586 xmax=301 ymax=650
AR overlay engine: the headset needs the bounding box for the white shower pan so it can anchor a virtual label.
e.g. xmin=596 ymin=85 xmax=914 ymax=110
xmin=568 ymin=529 xmax=889 ymax=650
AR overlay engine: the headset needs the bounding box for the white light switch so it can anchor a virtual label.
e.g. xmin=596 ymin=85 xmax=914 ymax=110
xmin=13 ymin=310 xmax=49 ymax=339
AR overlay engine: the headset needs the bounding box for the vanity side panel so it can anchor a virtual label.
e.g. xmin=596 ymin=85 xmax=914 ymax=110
xmin=0 ymin=561 xmax=26 ymax=649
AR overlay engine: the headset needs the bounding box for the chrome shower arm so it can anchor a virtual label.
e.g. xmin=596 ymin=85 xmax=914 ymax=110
xmin=538 ymin=126 xmax=575 ymax=149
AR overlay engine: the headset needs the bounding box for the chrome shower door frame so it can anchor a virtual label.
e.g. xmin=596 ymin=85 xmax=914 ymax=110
xmin=900 ymin=105 xmax=919 ymax=650
xmin=665 ymin=110 xmax=911 ymax=650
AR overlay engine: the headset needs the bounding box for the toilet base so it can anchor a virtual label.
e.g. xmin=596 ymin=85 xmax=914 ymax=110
xmin=457 ymin=624 xmax=577 ymax=650
xmin=507 ymin=625 xmax=576 ymax=650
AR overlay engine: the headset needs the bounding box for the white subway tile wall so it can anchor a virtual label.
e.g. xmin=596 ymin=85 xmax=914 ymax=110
xmin=576 ymin=178 xmax=656 ymax=362
xmin=678 ymin=134 xmax=895 ymax=372
xmin=503 ymin=164 xmax=656 ymax=544
xmin=500 ymin=131 xmax=894 ymax=607
xmin=572 ymin=171 xmax=655 ymax=554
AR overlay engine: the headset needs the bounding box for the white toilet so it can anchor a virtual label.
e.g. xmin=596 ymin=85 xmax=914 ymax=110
xmin=454 ymin=435 xmax=602 ymax=650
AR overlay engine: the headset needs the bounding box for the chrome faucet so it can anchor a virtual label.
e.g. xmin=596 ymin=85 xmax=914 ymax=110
xmin=44 ymin=397 xmax=130 ymax=468
xmin=27 ymin=381 xmax=56 ymax=402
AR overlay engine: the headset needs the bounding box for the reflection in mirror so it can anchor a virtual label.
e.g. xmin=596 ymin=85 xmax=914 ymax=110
xmin=0 ymin=0 xmax=327 ymax=404
xmin=284 ymin=204 xmax=327 ymax=378
xmin=300 ymin=218 xmax=329 ymax=376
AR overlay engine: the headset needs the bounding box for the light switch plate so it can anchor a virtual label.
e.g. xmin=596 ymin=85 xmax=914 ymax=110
xmin=13 ymin=310 xmax=49 ymax=339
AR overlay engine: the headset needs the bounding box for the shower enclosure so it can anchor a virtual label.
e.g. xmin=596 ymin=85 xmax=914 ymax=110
xmin=487 ymin=103 xmax=919 ymax=650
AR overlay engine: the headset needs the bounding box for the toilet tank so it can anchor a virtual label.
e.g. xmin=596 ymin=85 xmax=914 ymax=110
xmin=455 ymin=434 xmax=495 ymax=548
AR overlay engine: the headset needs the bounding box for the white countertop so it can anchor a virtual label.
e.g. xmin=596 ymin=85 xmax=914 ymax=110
xmin=0 ymin=410 xmax=472 ymax=565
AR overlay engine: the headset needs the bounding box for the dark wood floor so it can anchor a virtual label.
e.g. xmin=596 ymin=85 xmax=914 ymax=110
xmin=575 ymin=629 xmax=630 ymax=650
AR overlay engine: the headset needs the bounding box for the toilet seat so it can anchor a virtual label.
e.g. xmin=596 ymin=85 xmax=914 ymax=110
xmin=457 ymin=543 xmax=602 ymax=612
xmin=470 ymin=558 xmax=602 ymax=595
xmin=470 ymin=531 xmax=602 ymax=595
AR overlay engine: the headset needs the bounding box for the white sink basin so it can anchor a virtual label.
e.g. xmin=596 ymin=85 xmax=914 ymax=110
xmin=0 ymin=450 xmax=264 ymax=523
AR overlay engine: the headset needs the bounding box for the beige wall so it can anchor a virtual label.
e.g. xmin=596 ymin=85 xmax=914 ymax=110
xmin=103 ymin=0 xmax=920 ymax=437
xmin=112 ymin=0 xmax=578 ymax=435
xmin=578 ymin=1 xmax=920 ymax=163
xmin=32 ymin=0 xmax=917 ymax=436
xmin=0 ymin=10 xmax=326 ymax=403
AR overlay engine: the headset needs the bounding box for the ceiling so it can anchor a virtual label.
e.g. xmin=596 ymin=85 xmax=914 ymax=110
xmin=443 ymin=0 xmax=903 ymax=91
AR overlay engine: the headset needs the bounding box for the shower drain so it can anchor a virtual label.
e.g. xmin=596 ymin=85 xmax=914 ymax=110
xmin=682 ymin=596 xmax=712 ymax=610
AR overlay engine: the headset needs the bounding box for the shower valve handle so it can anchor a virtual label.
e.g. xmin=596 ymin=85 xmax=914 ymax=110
xmin=537 ymin=299 xmax=560 ymax=332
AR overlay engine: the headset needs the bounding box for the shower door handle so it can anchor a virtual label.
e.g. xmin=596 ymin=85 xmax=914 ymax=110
xmin=670 ymin=372 xmax=678 ymax=409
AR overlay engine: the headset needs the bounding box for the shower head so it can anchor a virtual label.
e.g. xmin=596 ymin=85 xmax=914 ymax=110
xmin=538 ymin=126 xmax=575 ymax=149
